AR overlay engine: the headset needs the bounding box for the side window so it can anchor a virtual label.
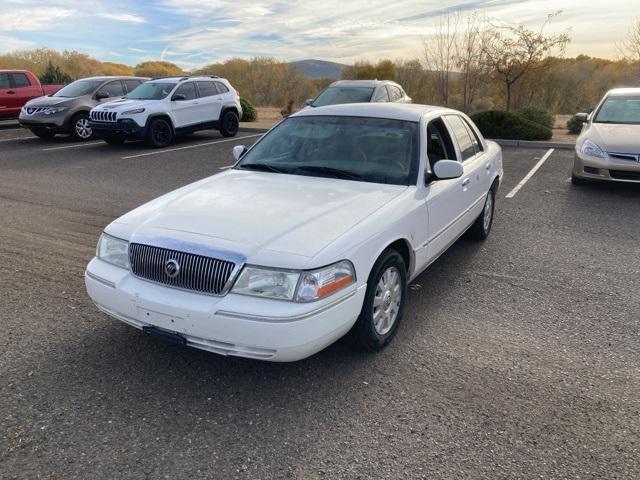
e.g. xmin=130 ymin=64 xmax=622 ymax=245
xmin=387 ymin=85 xmax=402 ymax=102
xmin=462 ymin=119 xmax=484 ymax=154
xmin=196 ymin=81 xmax=218 ymax=97
xmin=445 ymin=115 xmax=477 ymax=161
xmin=102 ymin=81 xmax=125 ymax=97
xmin=426 ymin=117 xmax=456 ymax=170
xmin=0 ymin=73 xmax=10 ymax=88
xmin=11 ymin=73 xmax=30 ymax=88
xmin=124 ymin=80 xmax=141 ymax=93
xmin=174 ymin=82 xmax=198 ymax=100
xmin=214 ymin=82 xmax=229 ymax=94
xmin=373 ymin=87 xmax=390 ymax=102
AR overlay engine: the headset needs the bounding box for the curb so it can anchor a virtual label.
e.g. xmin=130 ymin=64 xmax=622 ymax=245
xmin=239 ymin=126 xmax=269 ymax=134
xmin=491 ymin=139 xmax=575 ymax=150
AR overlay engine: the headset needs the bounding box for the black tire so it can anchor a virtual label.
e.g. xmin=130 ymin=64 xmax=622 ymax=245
xmin=145 ymin=118 xmax=173 ymax=148
xmin=30 ymin=128 xmax=55 ymax=139
xmin=571 ymin=174 xmax=586 ymax=186
xmin=103 ymin=134 xmax=126 ymax=145
xmin=219 ymin=110 xmax=239 ymax=137
xmin=69 ymin=112 xmax=94 ymax=141
xmin=350 ymin=250 xmax=407 ymax=351
xmin=468 ymin=187 xmax=495 ymax=241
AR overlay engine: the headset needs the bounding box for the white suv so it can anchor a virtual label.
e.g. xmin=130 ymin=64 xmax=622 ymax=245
xmin=89 ymin=76 xmax=242 ymax=147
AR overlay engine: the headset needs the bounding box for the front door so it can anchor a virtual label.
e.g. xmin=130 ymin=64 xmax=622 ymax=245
xmin=171 ymin=82 xmax=200 ymax=127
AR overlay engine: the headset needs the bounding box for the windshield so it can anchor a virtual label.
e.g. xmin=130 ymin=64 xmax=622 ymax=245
xmin=594 ymin=95 xmax=640 ymax=124
xmin=125 ymin=82 xmax=176 ymax=100
xmin=52 ymin=80 xmax=103 ymax=97
xmin=235 ymin=116 xmax=419 ymax=185
xmin=312 ymin=87 xmax=374 ymax=107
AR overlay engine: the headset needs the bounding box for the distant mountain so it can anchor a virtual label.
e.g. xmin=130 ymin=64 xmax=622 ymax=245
xmin=289 ymin=59 xmax=348 ymax=79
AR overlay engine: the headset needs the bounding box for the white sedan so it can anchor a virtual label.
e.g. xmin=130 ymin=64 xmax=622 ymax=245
xmin=85 ymin=103 xmax=503 ymax=362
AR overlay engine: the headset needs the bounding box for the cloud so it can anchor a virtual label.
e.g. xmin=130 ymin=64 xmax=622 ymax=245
xmin=0 ymin=34 xmax=35 ymax=52
xmin=100 ymin=12 xmax=146 ymax=24
xmin=0 ymin=8 xmax=76 ymax=31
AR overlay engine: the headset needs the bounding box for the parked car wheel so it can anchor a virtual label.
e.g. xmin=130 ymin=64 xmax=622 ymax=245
xmin=468 ymin=188 xmax=495 ymax=241
xmin=29 ymin=128 xmax=55 ymax=139
xmin=103 ymin=134 xmax=126 ymax=145
xmin=146 ymin=118 xmax=173 ymax=148
xmin=350 ymin=249 xmax=407 ymax=351
xmin=70 ymin=113 xmax=94 ymax=141
xmin=219 ymin=110 xmax=239 ymax=137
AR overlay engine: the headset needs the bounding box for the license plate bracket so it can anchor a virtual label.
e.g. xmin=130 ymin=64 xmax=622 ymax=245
xmin=143 ymin=326 xmax=187 ymax=346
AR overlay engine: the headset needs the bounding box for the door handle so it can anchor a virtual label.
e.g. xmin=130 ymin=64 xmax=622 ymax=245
xmin=485 ymin=163 xmax=491 ymax=170
xmin=462 ymin=178 xmax=470 ymax=187
xmin=7 ymin=90 xmax=15 ymax=94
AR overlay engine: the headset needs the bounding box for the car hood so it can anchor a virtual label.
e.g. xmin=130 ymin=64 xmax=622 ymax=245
xmin=97 ymin=98 xmax=154 ymax=111
xmin=588 ymin=123 xmax=640 ymax=153
xmin=111 ymin=170 xmax=407 ymax=260
xmin=24 ymin=96 xmax=76 ymax=107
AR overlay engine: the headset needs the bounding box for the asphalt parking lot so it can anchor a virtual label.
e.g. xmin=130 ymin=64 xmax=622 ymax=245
xmin=1 ymin=123 xmax=639 ymax=480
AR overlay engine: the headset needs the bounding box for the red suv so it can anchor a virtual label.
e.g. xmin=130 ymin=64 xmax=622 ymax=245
xmin=0 ymin=70 xmax=63 ymax=119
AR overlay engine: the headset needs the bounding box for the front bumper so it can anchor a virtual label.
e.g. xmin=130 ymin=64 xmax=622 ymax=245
xmin=19 ymin=111 xmax=68 ymax=131
xmin=85 ymin=258 xmax=366 ymax=362
xmin=89 ymin=119 xmax=145 ymax=140
xmin=573 ymin=151 xmax=640 ymax=183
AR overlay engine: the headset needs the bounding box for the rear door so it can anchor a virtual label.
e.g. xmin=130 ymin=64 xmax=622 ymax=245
xmin=10 ymin=73 xmax=42 ymax=110
xmin=0 ymin=73 xmax=14 ymax=117
xmin=195 ymin=81 xmax=222 ymax=123
xmin=170 ymin=82 xmax=200 ymax=127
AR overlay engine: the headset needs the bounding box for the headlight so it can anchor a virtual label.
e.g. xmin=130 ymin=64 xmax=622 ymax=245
xmin=121 ymin=108 xmax=145 ymax=115
xmin=42 ymin=107 xmax=66 ymax=115
xmin=581 ymin=139 xmax=606 ymax=158
xmin=231 ymin=260 xmax=355 ymax=302
xmin=96 ymin=233 xmax=129 ymax=269
xmin=295 ymin=261 xmax=355 ymax=302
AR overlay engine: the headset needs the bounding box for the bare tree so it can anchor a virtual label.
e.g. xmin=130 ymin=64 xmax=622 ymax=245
xmin=423 ymin=11 xmax=460 ymax=106
xmin=482 ymin=12 xmax=570 ymax=111
xmin=621 ymin=17 xmax=640 ymax=76
xmin=455 ymin=12 xmax=490 ymax=112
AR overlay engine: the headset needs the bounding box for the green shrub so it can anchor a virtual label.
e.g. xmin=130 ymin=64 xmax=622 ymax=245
xmin=515 ymin=107 xmax=554 ymax=129
xmin=240 ymin=98 xmax=257 ymax=122
xmin=471 ymin=110 xmax=553 ymax=141
xmin=566 ymin=115 xmax=585 ymax=134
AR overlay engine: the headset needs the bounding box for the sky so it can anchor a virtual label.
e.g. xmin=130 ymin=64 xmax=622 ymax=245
xmin=0 ymin=0 xmax=637 ymax=69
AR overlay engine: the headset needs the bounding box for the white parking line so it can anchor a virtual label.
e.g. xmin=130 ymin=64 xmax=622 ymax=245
xmin=121 ymin=134 xmax=262 ymax=160
xmin=41 ymin=141 xmax=104 ymax=151
xmin=505 ymin=148 xmax=554 ymax=198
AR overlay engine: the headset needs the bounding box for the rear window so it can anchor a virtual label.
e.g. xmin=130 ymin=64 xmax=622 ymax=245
xmin=312 ymin=87 xmax=374 ymax=107
xmin=214 ymin=82 xmax=229 ymax=94
xmin=197 ymin=81 xmax=218 ymax=97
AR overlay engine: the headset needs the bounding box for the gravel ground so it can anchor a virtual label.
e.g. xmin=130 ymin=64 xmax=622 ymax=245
xmin=0 ymin=124 xmax=638 ymax=479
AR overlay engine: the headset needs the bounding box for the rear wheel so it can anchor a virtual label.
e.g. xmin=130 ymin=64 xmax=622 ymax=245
xmin=349 ymin=250 xmax=407 ymax=351
xmin=145 ymin=118 xmax=173 ymax=148
xmin=69 ymin=113 xmax=93 ymax=141
xmin=468 ymin=187 xmax=495 ymax=241
xmin=103 ymin=134 xmax=126 ymax=145
xmin=30 ymin=128 xmax=55 ymax=139
xmin=219 ymin=110 xmax=239 ymax=137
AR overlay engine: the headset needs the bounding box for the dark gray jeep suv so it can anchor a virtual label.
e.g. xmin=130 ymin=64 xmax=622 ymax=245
xmin=19 ymin=76 xmax=147 ymax=140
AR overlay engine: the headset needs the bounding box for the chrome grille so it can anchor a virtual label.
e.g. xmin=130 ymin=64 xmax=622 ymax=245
xmin=90 ymin=110 xmax=117 ymax=122
xmin=129 ymin=243 xmax=236 ymax=295
xmin=608 ymin=152 xmax=640 ymax=163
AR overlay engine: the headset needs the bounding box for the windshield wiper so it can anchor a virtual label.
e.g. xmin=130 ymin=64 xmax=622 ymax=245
xmin=237 ymin=163 xmax=289 ymax=174
xmin=294 ymin=165 xmax=362 ymax=181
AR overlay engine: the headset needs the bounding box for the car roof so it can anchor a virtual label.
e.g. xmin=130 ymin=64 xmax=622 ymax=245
xmin=292 ymin=103 xmax=454 ymax=122
xmin=606 ymin=88 xmax=640 ymax=96
xmin=148 ymin=76 xmax=224 ymax=82
xmin=329 ymin=79 xmax=397 ymax=88
xmin=74 ymin=76 xmax=147 ymax=81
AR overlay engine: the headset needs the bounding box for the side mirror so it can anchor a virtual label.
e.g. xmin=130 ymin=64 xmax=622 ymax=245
xmin=433 ymin=160 xmax=464 ymax=180
xmin=172 ymin=93 xmax=186 ymax=101
xmin=575 ymin=112 xmax=589 ymax=123
xmin=232 ymin=145 xmax=247 ymax=161
xmin=305 ymin=98 xmax=314 ymax=107
xmin=96 ymin=90 xmax=109 ymax=100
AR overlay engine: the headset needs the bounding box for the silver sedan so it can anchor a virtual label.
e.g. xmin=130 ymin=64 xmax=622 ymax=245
xmin=572 ymin=88 xmax=640 ymax=184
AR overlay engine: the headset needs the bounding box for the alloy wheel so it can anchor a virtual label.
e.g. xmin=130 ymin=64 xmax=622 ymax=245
xmin=373 ymin=266 xmax=402 ymax=335
xmin=483 ymin=192 xmax=493 ymax=233
xmin=75 ymin=118 xmax=92 ymax=139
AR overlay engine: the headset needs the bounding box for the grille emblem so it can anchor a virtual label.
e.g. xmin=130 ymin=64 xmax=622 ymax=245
xmin=164 ymin=259 xmax=180 ymax=278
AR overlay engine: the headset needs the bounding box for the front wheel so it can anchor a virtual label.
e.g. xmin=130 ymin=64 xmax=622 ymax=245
xmin=145 ymin=118 xmax=173 ymax=148
xmin=69 ymin=113 xmax=93 ymax=141
xmin=468 ymin=188 xmax=495 ymax=241
xmin=219 ymin=110 xmax=239 ymax=137
xmin=349 ymin=250 xmax=407 ymax=351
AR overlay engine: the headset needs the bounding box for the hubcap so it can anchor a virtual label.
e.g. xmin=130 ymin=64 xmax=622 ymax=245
xmin=76 ymin=118 xmax=91 ymax=139
xmin=373 ymin=266 xmax=402 ymax=335
xmin=483 ymin=192 xmax=493 ymax=232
